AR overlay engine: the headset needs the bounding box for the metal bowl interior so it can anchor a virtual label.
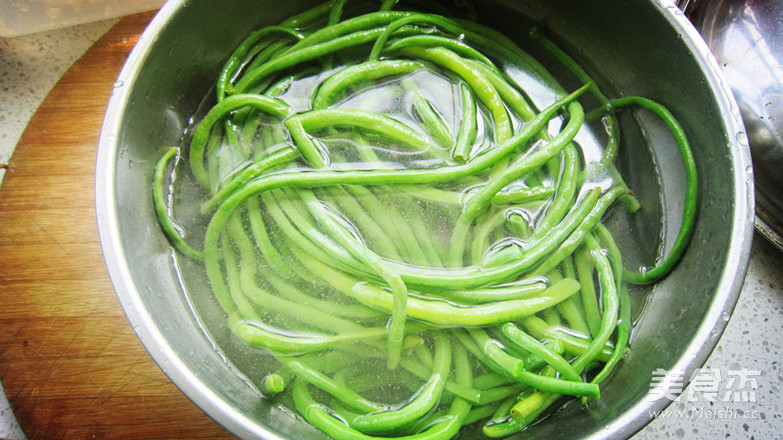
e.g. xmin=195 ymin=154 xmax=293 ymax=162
xmin=95 ymin=0 xmax=753 ymax=439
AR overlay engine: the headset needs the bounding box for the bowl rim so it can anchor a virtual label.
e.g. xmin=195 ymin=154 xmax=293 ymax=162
xmin=95 ymin=0 xmax=754 ymax=438
xmin=95 ymin=1 xmax=287 ymax=438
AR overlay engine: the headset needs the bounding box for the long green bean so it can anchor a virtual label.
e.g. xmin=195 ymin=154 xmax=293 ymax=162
xmin=589 ymin=96 xmax=698 ymax=285
xmin=153 ymin=147 xmax=204 ymax=260
xmin=151 ymin=1 xmax=699 ymax=438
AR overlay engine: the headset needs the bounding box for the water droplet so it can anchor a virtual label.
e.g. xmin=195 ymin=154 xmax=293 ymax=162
xmin=736 ymin=131 xmax=749 ymax=146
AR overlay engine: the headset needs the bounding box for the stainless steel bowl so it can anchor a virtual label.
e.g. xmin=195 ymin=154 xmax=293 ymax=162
xmin=95 ymin=0 xmax=754 ymax=438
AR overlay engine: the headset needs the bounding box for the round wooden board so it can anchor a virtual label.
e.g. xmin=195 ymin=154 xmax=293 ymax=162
xmin=0 ymin=12 xmax=234 ymax=439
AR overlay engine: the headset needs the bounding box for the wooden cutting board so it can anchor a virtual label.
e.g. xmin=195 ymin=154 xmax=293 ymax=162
xmin=0 ymin=12 xmax=234 ymax=440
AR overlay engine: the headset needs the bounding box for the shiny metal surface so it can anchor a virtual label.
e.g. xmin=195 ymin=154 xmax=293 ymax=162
xmin=690 ymin=0 xmax=783 ymax=251
xmin=95 ymin=1 xmax=753 ymax=439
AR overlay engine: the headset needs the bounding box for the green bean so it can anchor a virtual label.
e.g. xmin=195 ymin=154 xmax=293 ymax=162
xmin=541 ymin=305 xmax=561 ymax=328
xmin=302 ymin=253 xmax=580 ymax=326
xmin=469 ymin=328 xmax=599 ymax=398
xmin=595 ymin=222 xmax=624 ymax=283
xmin=218 ymin=26 xmax=305 ymax=100
xmin=351 ymin=332 xmax=451 ymax=433
xmin=242 ymin=40 xmax=301 ymax=93
xmin=491 ymin=395 xmax=518 ymax=420
xmin=467 ymin=328 xmax=525 ymax=376
xmin=466 ymin=59 xmax=537 ymax=123
xmin=292 ymin=380 xmax=462 ymax=440
xmin=591 ymin=97 xmax=698 ymax=285
xmin=237 ymin=14 xmax=413 ymax=93
xmin=531 ymin=185 xmax=627 ymax=276
xmin=486 ymin=391 xmax=558 ymax=437
xmin=189 ymin=94 xmax=290 ymax=188
xmin=504 ymin=210 xmax=532 ymax=239
xmin=201 ymin=88 xmax=588 ymax=290
xmin=323 ymin=185 xmax=405 ymax=260
xmin=397 ymin=355 xmax=482 ymax=404
xmin=389 ymin=191 xmax=447 ymax=267
xmin=301 ymin=178 xmax=598 ymax=290
xmin=453 ymin=16 xmax=562 ymax=94
xmin=397 ymin=46 xmax=512 ymax=142
xmin=152 ymin=147 xmax=204 ymax=260
xmin=397 ymin=185 xmax=600 ymax=289
xmin=492 ymin=184 xmax=554 ymax=206
xmin=571 ymin=238 xmax=619 ymax=374
xmin=447 ymin=99 xmax=585 ymax=266
xmin=152 ymin=3 xmax=702 ymax=437
xmin=393 ymin=184 xmax=462 ymax=204
xmin=579 ymin=233 xmax=628 ymax=377
xmin=268 ymin=189 xmax=371 ymax=274
xmin=312 ymin=59 xmax=425 ymax=109
xmin=501 ymin=322 xmax=581 ymax=382
xmin=222 ymin=228 xmax=263 ymax=321
xmin=554 ymin=268 xmax=591 ymax=335
xmin=589 ymin=282 xmax=631 ymax=387
xmin=528 ymin=25 xmax=635 ymax=202
xmin=414 ymin=342 xmax=434 ymax=366
xmin=337 ymin=182 xmax=434 ymax=266
xmin=426 ymin=279 xmax=548 ymax=305
xmin=283 ymin=357 xmax=387 ymax=413
xmin=590 ymin=227 xmax=631 ymax=384
xmin=329 ymin=0 xmax=350 ymax=25
xmin=413 ymin=92 xmax=453 ymax=148
xmin=259 ymin=190 xmax=362 ymax=277
xmin=201 ymin=146 xmax=299 ymax=213
xmin=472 ymin=371 xmax=516 ymax=391
xmin=263 ymin=372 xmax=289 ymax=396
xmin=277 ymin=0 xmax=331 ymax=29
xmin=520 ymin=315 xmax=614 ymax=363
xmin=453 ymin=81 xmax=478 ymax=162
xmin=244 ymin=197 xmax=288 ymax=275
xmin=286 ymin=107 xmax=432 ymax=167
xmin=385 ymin=35 xmax=497 ymax=70
xmin=239 ymin=264 xmax=375 ymax=334
xmin=292 ymin=337 xmax=472 ymax=439
xmin=574 ymin=243 xmax=601 ymax=337
xmin=499 ymin=238 xmax=621 ymax=428
xmin=530 ymin=144 xmax=580 ymax=240
xmin=462 ymin=402 xmax=502 ymax=427
xmin=476 ymin=384 xmax=527 ymax=406
xmin=307 ymin=200 xmax=408 ymax=368
xmin=291 ymin=108 xmax=430 ymax=150
xmin=265 ymin=271 xmax=385 ymax=320
xmin=472 ymin=208 xmax=511 ymax=265
xmin=284 ymin=11 xmax=411 ymax=55
xmin=232 ymin=316 xmax=388 ymax=355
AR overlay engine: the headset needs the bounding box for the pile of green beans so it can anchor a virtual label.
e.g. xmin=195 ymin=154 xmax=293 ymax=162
xmin=152 ymin=0 xmax=698 ymax=438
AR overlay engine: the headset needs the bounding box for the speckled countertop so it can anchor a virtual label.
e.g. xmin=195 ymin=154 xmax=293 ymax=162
xmin=0 ymin=14 xmax=781 ymax=440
